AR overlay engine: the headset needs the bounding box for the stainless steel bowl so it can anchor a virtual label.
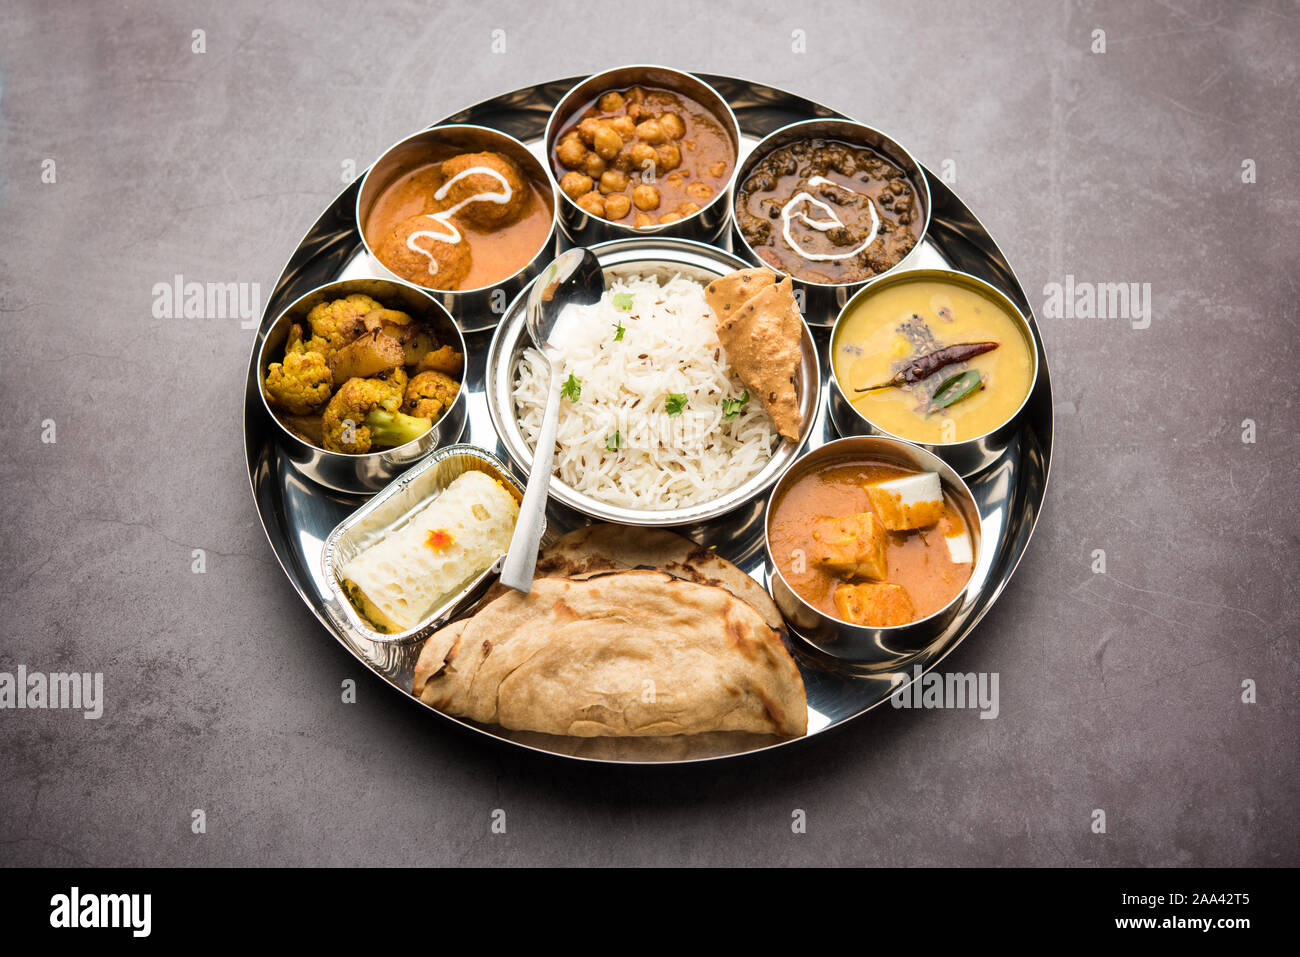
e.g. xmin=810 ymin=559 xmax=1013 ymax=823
xmin=486 ymin=236 xmax=822 ymax=527
xmin=764 ymin=436 xmax=982 ymax=668
xmin=257 ymin=277 xmax=467 ymax=495
xmin=355 ymin=124 xmax=559 ymax=332
xmin=320 ymin=444 xmax=530 ymax=645
xmin=730 ymin=118 xmax=932 ymax=326
xmin=827 ymin=268 xmax=1041 ymax=477
xmin=544 ymin=65 xmax=741 ymax=245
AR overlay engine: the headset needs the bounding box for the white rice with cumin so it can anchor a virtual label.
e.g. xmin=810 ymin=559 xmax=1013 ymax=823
xmin=512 ymin=273 xmax=778 ymax=511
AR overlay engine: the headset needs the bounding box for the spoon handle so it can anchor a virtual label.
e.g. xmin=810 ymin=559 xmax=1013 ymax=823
xmin=499 ymin=367 xmax=563 ymax=593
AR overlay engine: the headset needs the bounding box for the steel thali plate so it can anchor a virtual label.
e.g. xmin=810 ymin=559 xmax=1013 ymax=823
xmin=242 ymin=73 xmax=1053 ymax=764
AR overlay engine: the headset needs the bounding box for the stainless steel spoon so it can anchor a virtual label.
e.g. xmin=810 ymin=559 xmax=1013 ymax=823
xmin=498 ymin=247 xmax=604 ymax=593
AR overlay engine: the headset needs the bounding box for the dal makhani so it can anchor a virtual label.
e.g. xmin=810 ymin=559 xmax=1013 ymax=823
xmin=736 ymin=138 xmax=923 ymax=284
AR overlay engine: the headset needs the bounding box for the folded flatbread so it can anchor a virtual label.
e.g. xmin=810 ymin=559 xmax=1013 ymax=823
xmin=477 ymin=524 xmax=783 ymax=631
xmin=413 ymin=570 xmax=807 ymax=738
xmin=704 ymin=269 xmax=804 ymax=440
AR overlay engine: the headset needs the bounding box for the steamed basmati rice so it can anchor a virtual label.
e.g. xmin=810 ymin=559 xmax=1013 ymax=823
xmin=512 ymin=273 xmax=778 ymax=510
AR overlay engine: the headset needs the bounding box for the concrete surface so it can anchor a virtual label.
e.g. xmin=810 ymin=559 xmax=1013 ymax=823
xmin=0 ymin=0 xmax=1296 ymax=867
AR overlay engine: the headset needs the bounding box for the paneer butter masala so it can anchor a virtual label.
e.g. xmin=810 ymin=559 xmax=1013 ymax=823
xmin=768 ymin=457 xmax=973 ymax=626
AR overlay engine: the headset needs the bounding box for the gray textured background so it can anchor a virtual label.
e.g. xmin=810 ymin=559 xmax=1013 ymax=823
xmin=1 ymin=0 xmax=1296 ymax=867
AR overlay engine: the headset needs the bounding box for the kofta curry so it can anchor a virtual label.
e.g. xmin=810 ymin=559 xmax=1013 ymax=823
xmin=366 ymin=149 xmax=553 ymax=291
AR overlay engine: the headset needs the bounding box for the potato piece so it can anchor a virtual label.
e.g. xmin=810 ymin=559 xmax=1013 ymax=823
xmin=402 ymin=328 xmax=436 ymax=366
xmin=279 ymin=413 xmax=324 ymax=447
xmin=328 ymin=330 xmax=404 ymax=381
xmin=361 ymin=307 xmax=412 ymax=334
xmin=416 ymin=344 xmax=464 ymax=376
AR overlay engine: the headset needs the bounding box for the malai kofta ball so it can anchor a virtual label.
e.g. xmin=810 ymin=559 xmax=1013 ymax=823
xmin=435 ymin=151 xmax=530 ymax=228
xmin=378 ymin=215 xmax=473 ymax=290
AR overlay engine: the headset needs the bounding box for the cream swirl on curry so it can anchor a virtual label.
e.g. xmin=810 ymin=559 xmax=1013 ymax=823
xmin=780 ymin=175 xmax=881 ymax=263
xmin=365 ymin=148 xmax=553 ymax=292
xmin=736 ymin=138 xmax=922 ymax=285
xmin=405 ymin=166 xmax=515 ymax=278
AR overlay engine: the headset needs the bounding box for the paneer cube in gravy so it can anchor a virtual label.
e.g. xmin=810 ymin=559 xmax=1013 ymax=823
xmin=866 ymin=472 xmax=945 ymax=531
xmin=767 ymin=457 xmax=976 ymax=628
xmin=811 ymin=511 xmax=888 ymax=581
xmin=833 ymin=582 xmax=917 ymax=627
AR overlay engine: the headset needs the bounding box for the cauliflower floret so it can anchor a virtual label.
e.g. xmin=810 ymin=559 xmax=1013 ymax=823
xmin=264 ymin=325 xmax=332 ymax=414
xmin=403 ymin=370 xmax=459 ymax=419
xmin=280 ymin=321 xmax=328 ymax=359
xmin=374 ymin=367 xmax=407 ymax=413
xmin=321 ymin=370 xmax=416 ymax=454
xmin=306 ymin=294 xmax=382 ymax=356
xmin=322 ymin=378 xmax=385 ymax=454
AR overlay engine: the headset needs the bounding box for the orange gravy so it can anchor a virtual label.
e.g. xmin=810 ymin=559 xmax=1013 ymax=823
xmin=768 ymin=458 xmax=972 ymax=622
xmin=366 ymin=160 xmax=553 ymax=291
